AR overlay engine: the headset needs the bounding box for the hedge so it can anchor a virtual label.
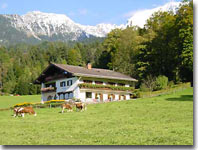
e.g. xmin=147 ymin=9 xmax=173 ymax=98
xmin=13 ymin=100 xmax=66 ymax=108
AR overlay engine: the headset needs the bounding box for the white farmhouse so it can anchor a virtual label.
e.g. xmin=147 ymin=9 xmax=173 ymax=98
xmin=34 ymin=63 xmax=138 ymax=103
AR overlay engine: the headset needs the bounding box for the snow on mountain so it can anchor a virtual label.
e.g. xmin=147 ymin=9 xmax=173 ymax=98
xmin=1 ymin=1 xmax=181 ymax=44
xmin=4 ymin=11 xmax=120 ymax=41
xmin=79 ymin=23 xmax=123 ymax=37
xmin=127 ymin=1 xmax=181 ymax=28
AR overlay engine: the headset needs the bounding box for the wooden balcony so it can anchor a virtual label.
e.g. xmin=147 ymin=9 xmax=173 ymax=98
xmin=79 ymin=83 xmax=134 ymax=92
xmin=41 ymin=87 xmax=56 ymax=93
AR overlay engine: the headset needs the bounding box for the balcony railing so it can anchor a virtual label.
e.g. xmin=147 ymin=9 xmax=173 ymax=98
xmin=41 ymin=87 xmax=56 ymax=92
xmin=79 ymin=83 xmax=134 ymax=92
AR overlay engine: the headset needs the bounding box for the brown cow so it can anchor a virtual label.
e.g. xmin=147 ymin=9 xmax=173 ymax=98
xmin=14 ymin=107 xmax=36 ymax=117
xmin=13 ymin=107 xmax=21 ymax=117
xmin=75 ymin=102 xmax=87 ymax=112
xmin=61 ymin=103 xmax=73 ymax=113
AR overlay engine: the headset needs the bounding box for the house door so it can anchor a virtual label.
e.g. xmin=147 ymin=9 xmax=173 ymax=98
xmin=100 ymin=94 xmax=103 ymax=102
xmin=108 ymin=94 xmax=114 ymax=101
xmin=112 ymin=94 xmax=115 ymax=101
xmin=120 ymin=95 xmax=124 ymax=100
xmin=47 ymin=95 xmax=53 ymax=101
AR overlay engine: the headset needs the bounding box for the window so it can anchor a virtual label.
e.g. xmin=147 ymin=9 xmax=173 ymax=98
xmin=108 ymin=82 xmax=115 ymax=86
xmin=86 ymin=92 xmax=92 ymax=98
xmin=69 ymin=92 xmax=73 ymax=98
xmin=60 ymin=81 xmax=66 ymax=87
xmin=65 ymin=92 xmax=73 ymax=99
xmin=67 ymin=80 xmax=73 ymax=86
xmin=95 ymin=81 xmax=103 ymax=85
xmin=65 ymin=93 xmax=69 ymax=99
xmin=60 ymin=94 xmax=64 ymax=99
xmin=47 ymin=95 xmax=53 ymax=101
xmin=118 ymin=83 xmax=125 ymax=86
xmin=45 ymin=82 xmax=56 ymax=88
xmin=84 ymin=80 xmax=92 ymax=83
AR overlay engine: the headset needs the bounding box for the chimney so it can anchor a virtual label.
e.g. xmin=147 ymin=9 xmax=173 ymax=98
xmin=87 ymin=63 xmax=92 ymax=69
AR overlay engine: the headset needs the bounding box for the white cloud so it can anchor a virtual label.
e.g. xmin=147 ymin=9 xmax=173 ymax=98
xmin=126 ymin=1 xmax=181 ymax=28
xmin=1 ymin=3 xmax=8 ymax=9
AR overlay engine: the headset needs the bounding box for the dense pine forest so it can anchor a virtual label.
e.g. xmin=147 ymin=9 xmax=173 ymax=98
xmin=0 ymin=1 xmax=193 ymax=95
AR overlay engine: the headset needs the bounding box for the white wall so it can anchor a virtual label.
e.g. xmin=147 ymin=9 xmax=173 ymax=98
xmin=115 ymin=94 xmax=119 ymax=100
xmin=41 ymin=77 xmax=133 ymax=102
xmin=79 ymin=91 xmax=86 ymax=102
xmin=126 ymin=94 xmax=130 ymax=100
xmin=103 ymin=94 xmax=108 ymax=101
xmin=125 ymin=84 xmax=130 ymax=87
xmin=56 ymin=77 xmax=78 ymax=93
xmin=42 ymin=92 xmax=56 ymax=102
xmin=41 ymin=77 xmax=80 ymax=101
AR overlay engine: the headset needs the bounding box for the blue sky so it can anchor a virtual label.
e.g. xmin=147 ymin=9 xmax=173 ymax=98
xmin=0 ymin=0 xmax=181 ymax=25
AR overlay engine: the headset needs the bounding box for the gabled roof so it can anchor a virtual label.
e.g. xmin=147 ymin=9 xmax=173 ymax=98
xmin=53 ymin=63 xmax=137 ymax=82
xmin=34 ymin=63 xmax=138 ymax=84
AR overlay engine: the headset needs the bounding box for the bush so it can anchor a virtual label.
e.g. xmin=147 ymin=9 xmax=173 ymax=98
xmin=168 ymin=81 xmax=175 ymax=88
xmin=140 ymin=83 xmax=150 ymax=92
xmin=44 ymin=100 xmax=65 ymax=104
xmin=140 ymin=75 xmax=156 ymax=92
xmin=155 ymin=75 xmax=168 ymax=90
xmin=14 ymin=102 xmax=33 ymax=108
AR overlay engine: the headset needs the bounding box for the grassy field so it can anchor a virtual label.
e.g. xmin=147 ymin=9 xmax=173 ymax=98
xmin=0 ymin=88 xmax=193 ymax=145
xmin=0 ymin=95 xmax=41 ymax=109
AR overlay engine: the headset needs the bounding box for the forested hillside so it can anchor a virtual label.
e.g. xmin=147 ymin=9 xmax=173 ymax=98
xmin=0 ymin=1 xmax=193 ymax=95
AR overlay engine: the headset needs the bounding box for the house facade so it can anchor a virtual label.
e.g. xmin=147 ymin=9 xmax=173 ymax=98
xmin=34 ymin=63 xmax=138 ymax=103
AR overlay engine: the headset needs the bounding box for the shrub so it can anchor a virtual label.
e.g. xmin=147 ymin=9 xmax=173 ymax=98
xmin=14 ymin=102 xmax=33 ymax=108
xmin=168 ymin=81 xmax=175 ymax=88
xmin=140 ymin=75 xmax=156 ymax=92
xmin=44 ymin=100 xmax=65 ymax=104
xmin=155 ymin=75 xmax=168 ymax=90
xmin=140 ymin=83 xmax=150 ymax=92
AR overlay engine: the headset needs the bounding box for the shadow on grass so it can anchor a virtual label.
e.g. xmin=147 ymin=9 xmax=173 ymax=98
xmin=165 ymin=95 xmax=193 ymax=101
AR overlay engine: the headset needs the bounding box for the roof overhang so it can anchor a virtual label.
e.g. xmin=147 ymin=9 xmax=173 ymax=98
xmin=34 ymin=63 xmax=138 ymax=84
xmin=34 ymin=63 xmax=74 ymax=84
xmin=74 ymin=73 xmax=138 ymax=82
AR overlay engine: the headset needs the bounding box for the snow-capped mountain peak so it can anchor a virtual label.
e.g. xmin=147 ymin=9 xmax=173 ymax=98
xmin=127 ymin=1 xmax=181 ymax=28
xmin=0 ymin=2 xmax=181 ymax=44
xmin=3 ymin=11 xmax=119 ymax=41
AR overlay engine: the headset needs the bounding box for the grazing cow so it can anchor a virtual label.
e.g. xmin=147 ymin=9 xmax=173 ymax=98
xmin=75 ymin=102 xmax=87 ymax=112
xmin=13 ymin=107 xmax=21 ymax=117
xmin=61 ymin=103 xmax=73 ymax=113
xmin=14 ymin=106 xmax=36 ymax=117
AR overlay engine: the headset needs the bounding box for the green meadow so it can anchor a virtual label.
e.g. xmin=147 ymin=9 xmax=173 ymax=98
xmin=0 ymin=95 xmax=41 ymax=109
xmin=0 ymin=88 xmax=193 ymax=145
